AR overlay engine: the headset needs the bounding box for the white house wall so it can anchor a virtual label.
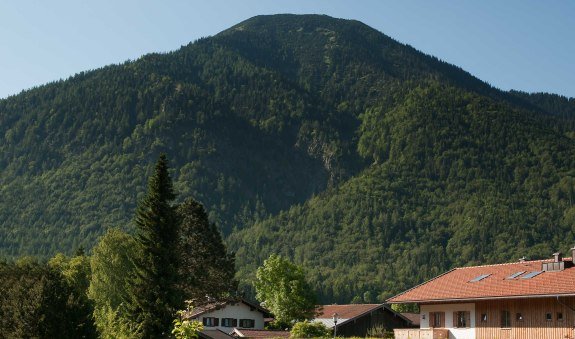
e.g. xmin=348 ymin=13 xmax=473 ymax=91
xmin=420 ymin=303 xmax=475 ymax=339
xmin=197 ymin=302 xmax=265 ymax=332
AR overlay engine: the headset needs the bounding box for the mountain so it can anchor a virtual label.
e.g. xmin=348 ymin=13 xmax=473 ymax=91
xmin=230 ymin=83 xmax=575 ymax=302
xmin=1 ymin=14 xmax=575 ymax=303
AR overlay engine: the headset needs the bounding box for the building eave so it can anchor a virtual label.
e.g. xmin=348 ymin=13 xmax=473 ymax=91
xmin=316 ymin=303 xmax=413 ymax=328
xmin=388 ymin=292 xmax=575 ymax=304
xmin=386 ymin=268 xmax=456 ymax=303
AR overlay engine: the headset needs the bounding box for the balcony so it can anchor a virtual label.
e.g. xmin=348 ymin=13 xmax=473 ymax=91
xmin=393 ymin=328 xmax=449 ymax=339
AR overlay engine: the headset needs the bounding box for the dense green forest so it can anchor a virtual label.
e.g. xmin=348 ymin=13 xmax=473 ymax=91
xmin=0 ymin=156 xmax=238 ymax=338
xmin=230 ymin=82 xmax=575 ymax=302
xmin=1 ymin=14 xmax=575 ymax=304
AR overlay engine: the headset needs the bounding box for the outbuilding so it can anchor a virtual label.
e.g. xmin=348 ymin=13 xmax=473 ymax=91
xmin=313 ymin=303 xmax=416 ymax=337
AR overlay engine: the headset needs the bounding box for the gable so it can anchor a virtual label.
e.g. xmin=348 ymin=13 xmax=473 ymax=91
xmin=192 ymin=301 xmax=267 ymax=320
xmin=314 ymin=303 xmax=413 ymax=328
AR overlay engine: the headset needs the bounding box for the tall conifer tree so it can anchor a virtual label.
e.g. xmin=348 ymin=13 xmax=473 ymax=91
xmin=127 ymin=154 xmax=180 ymax=337
xmin=176 ymin=198 xmax=237 ymax=305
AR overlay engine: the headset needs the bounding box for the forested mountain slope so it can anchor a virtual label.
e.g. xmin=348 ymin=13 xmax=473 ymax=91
xmin=229 ymin=83 xmax=575 ymax=302
xmin=1 ymin=15 xmax=574 ymax=303
xmin=0 ymin=14 xmax=499 ymax=256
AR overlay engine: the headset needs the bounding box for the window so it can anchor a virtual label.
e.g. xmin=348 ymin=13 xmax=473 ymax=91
xmin=469 ymin=274 xmax=491 ymax=282
xmin=453 ymin=311 xmax=470 ymax=328
xmin=221 ymin=318 xmax=237 ymax=327
xmin=481 ymin=313 xmax=487 ymax=322
xmin=558 ymin=312 xmax=564 ymax=321
xmin=430 ymin=312 xmax=445 ymax=328
xmin=203 ymin=317 xmax=219 ymax=327
xmin=501 ymin=310 xmax=511 ymax=328
xmin=239 ymin=319 xmax=255 ymax=328
xmin=521 ymin=271 xmax=543 ymax=279
xmin=516 ymin=313 xmax=523 ymax=321
xmin=506 ymin=271 xmax=525 ymax=279
xmin=546 ymin=313 xmax=553 ymax=321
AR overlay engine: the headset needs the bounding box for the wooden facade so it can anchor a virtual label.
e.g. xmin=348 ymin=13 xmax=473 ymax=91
xmin=398 ymin=297 xmax=575 ymax=339
xmin=474 ymin=297 xmax=575 ymax=339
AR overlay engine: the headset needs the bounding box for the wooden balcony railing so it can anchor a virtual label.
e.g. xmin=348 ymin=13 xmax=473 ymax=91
xmin=393 ymin=328 xmax=449 ymax=339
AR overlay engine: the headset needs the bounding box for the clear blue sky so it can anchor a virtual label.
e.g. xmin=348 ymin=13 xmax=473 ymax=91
xmin=1 ymin=1 xmax=573 ymax=99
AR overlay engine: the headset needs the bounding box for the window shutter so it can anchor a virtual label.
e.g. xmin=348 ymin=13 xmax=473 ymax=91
xmin=430 ymin=313 xmax=435 ymax=327
xmin=214 ymin=318 xmax=219 ymax=326
xmin=465 ymin=312 xmax=470 ymax=328
xmin=440 ymin=312 xmax=445 ymax=328
xmin=453 ymin=312 xmax=458 ymax=328
xmin=233 ymin=318 xmax=237 ymax=327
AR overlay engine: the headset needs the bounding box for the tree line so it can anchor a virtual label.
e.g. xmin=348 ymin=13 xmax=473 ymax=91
xmin=0 ymin=155 xmax=237 ymax=338
xmin=0 ymin=154 xmax=322 ymax=338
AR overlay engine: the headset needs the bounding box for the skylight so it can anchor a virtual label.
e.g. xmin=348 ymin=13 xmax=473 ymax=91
xmin=520 ymin=271 xmax=543 ymax=279
xmin=506 ymin=271 xmax=526 ymax=279
xmin=469 ymin=274 xmax=491 ymax=282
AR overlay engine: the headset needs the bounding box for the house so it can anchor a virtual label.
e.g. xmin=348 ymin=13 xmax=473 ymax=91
xmin=231 ymin=328 xmax=290 ymax=338
xmin=313 ymin=303 xmax=416 ymax=337
xmin=188 ymin=299 xmax=270 ymax=333
xmin=388 ymin=250 xmax=575 ymax=339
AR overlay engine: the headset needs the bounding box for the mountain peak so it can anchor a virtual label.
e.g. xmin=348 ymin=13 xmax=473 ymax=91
xmin=221 ymin=14 xmax=367 ymax=34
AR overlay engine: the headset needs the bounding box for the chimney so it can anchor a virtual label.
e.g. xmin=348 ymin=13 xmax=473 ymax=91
xmin=554 ymin=252 xmax=563 ymax=263
xmin=543 ymin=252 xmax=566 ymax=272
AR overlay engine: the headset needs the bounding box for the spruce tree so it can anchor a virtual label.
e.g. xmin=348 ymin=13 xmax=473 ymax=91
xmin=127 ymin=154 xmax=181 ymax=337
xmin=177 ymin=198 xmax=237 ymax=305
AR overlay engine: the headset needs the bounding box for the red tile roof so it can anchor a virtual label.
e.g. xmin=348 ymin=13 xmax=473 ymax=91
xmin=401 ymin=312 xmax=421 ymax=326
xmin=232 ymin=329 xmax=290 ymax=338
xmin=188 ymin=299 xmax=270 ymax=318
xmin=200 ymin=329 xmax=235 ymax=339
xmin=189 ymin=301 xmax=228 ymax=317
xmin=314 ymin=304 xmax=414 ymax=328
xmin=315 ymin=304 xmax=384 ymax=320
xmin=388 ymin=258 xmax=575 ymax=303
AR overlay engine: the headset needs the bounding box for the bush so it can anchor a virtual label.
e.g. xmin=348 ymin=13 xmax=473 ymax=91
xmin=366 ymin=325 xmax=394 ymax=338
xmin=290 ymin=320 xmax=330 ymax=338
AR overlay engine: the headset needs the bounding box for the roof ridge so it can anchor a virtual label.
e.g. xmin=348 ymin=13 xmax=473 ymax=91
xmin=388 ymin=257 xmax=575 ymax=304
xmin=316 ymin=303 xmax=384 ymax=308
xmin=238 ymin=329 xmax=288 ymax=331
xmin=455 ymin=257 xmax=573 ymax=269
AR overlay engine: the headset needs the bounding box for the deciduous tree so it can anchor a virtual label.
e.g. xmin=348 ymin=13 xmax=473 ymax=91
xmin=255 ymin=254 xmax=316 ymax=324
xmin=0 ymin=259 xmax=70 ymax=338
xmin=49 ymin=251 xmax=97 ymax=338
xmin=88 ymin=228 xmax=139 ymax=338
